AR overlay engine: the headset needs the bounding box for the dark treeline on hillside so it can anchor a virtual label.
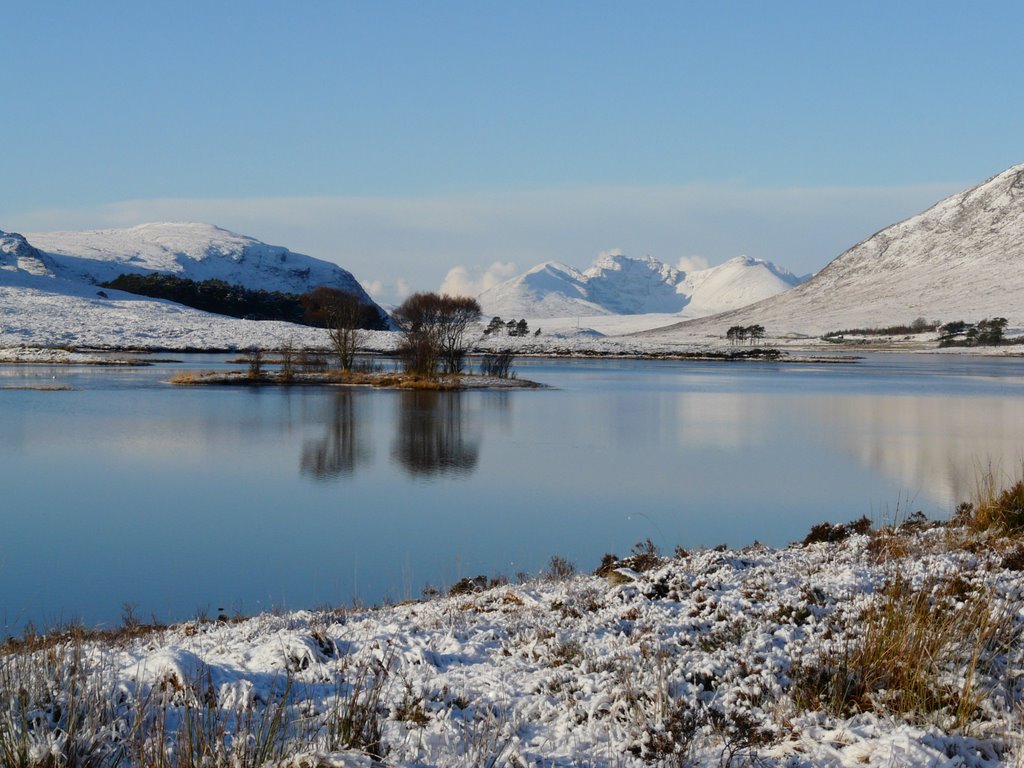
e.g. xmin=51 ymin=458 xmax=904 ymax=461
xmin=101 ymin=273 xmax=390 ymax=330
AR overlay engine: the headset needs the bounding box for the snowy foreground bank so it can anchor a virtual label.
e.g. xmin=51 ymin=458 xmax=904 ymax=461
xmin=4 ymin=524 xmax=1023 ymax=767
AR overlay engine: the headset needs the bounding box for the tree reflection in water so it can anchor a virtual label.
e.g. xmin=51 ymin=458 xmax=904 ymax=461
xmin=300 ymin=391 xmax=372 ymax=479
xmin=392 ymin=390 xmax=480 ymax=476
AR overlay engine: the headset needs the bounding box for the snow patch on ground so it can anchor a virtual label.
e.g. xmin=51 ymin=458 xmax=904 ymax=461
xmin=23 ymin=529 xmax=1024 ymax=766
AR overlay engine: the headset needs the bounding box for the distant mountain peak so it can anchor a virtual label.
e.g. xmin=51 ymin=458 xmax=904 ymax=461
xmin=479 ymin=252 xmax=803 ymax=319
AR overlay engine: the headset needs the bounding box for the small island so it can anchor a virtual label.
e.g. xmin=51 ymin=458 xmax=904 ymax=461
xmin=172 ymin=291 xmax=543 ymax=390
xmin=169 ymin=365 xmax=543 ymax=391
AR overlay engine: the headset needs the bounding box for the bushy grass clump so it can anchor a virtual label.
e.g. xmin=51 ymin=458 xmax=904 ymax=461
xmin=791 ymin=575 xmax=1010 ymax=729
xmin=958 ymin=474 xmax=1024 ymax=533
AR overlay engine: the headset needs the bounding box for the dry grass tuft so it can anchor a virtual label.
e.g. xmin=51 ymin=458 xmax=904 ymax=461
xmin=792 ymin=575 xmax=1013 ymax=730
xmin=960 ymin=471 xmax=1024 ymax=533
xmin=167 ymin=371 xmax=210 ymax=385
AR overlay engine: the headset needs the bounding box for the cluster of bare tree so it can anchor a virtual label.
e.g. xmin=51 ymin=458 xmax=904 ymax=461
xmin=393 ymin=292 xmax=482 ymax=376
xmin=254 ymin=288 xmax=518 ymax=379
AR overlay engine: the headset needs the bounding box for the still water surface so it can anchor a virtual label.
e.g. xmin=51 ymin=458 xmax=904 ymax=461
xmin=3 ymin=353 xmax=1024 ymax=631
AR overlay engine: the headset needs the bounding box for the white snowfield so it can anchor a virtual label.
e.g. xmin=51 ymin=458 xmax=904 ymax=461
xmin=31 ymin=529 xmax=1024 ymax=766
xmin=478 ymin=253 xmax=804 ymax=320
xmin=640 ymin=163 xmax=1024 ymax=342
xmin=0 ymin=267 xmax=396 ymax=351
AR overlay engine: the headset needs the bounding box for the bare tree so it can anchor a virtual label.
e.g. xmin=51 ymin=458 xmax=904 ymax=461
xmin=438 ymin=295 xmax=482 ymax=373
xmin=245 ymin=346 xmax=264 ymax=378
xmin=279 ymin=338 xmax=296 ymax=381
xmin=302 ymin=287 xmax=370 ymax=371
xmin=393 ymin=292 xmax=482 ymax=377
xmin=393 ymin=292 xmax=445 ymax=376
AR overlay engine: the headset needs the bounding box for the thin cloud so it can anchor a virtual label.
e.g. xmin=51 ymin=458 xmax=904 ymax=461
xmin=361 ymin=279 xmax=384 ymax=300
xmin=676 ymin=255 xmax=710 ymax=272
xmin=440 ymin=261 xmax=518 ymax=297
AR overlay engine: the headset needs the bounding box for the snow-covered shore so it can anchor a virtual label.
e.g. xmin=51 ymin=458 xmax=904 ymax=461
xmin=4 ymin=524 xmax=1022 ymax=767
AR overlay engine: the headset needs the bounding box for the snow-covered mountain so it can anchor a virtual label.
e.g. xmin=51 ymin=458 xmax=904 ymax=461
xmin=0 ymin=231 xmax=56 ymax=277
xmin=478 ymin=252 xmax=804 ymax=319
xmin=644 ymin=162 xmax=1024 ymax=340
xmin=0 ymin=223 xmax=394 ymax=348
xmin=23 ymin=222 xmax=378 ymax=302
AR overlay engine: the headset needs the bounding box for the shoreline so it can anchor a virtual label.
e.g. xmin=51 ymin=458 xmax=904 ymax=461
xmin=3 ymin=336 xmax=1024 ymax=366
xmin=168 ymin=369 xmax=545 ymax=390
xmin=3 ymin=511 xmax=1022 ymax=766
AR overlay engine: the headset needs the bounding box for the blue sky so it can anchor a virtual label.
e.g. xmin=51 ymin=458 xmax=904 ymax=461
xmin=4 ymin=1 xmax=1022 ymax=303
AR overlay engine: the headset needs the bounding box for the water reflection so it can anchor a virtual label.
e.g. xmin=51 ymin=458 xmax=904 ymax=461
xmin=675 ymin=392 xmax=772 ymax=449
xmin=391 ymin=391 xmax=480 ymax=477
xmin=812 ymin=395 xmax=1024 ymax=509
xmin=300 ymin=391 xmax=372 ymax=479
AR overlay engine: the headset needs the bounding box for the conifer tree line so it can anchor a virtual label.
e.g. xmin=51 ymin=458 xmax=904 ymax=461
xmin=483 ymin=316 xmax=537 ymax=337
xmin=726 ymin=324 xmax=766 ymax=345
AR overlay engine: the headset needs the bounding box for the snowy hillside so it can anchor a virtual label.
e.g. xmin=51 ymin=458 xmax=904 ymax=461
xmin=0 ymin=224 xmax=399 ymax=349
xmin=0 ymin=230 xmax=56 ymax=276
xmin=478 ymin=252 xmax=803 ymax=319
xmin=25 ymin=222 xmax=380 ymax=305
xmin=644 ymin=163 xmax=1024 ymax=341
xmin=0 ymin=269 xmax=400 ymax=351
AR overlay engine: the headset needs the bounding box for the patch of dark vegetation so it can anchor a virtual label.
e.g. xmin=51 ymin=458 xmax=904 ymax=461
xmin=593 ymin=552 xmax=621 ymax=578
xmin=725 ymin=324 xmax=766 ymax=345
xmin=633 ymin=699 xmax=776 ymax=765
xmin=822 ymin=317 xmax=938 ymax=340
xmin=704 ymin=348 xmax=782 ymax=361
xmin=802 ymin=515 xmax=872 ymax=546
xmin=594 ymin=539 xmax=664 ymax=577
xmin=101 ymin=273 xmax=390 ymax=329
xmin=938 ymin=317 xmax=1023 ymax=347
xmin=1001 ymin=546 xmax=1024 ymax=571
xmin=483 ymin=315 xmax=531 ymax=337
xmin=447 ymin=574 xmax=509 ymax=596
xmin=0 ymin=385 xmax=78 ymax=391
xmin=169 ymin=368 xmax=544 ymax=391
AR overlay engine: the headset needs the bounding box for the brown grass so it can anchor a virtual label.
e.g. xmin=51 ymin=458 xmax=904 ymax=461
xmin=167 ymin=371 xmax=210 ymax=385
xmin=792 ymin=575 xmax=1012 ymax=729
xmin=960 ymin=471 xmax=1024 ymax=533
